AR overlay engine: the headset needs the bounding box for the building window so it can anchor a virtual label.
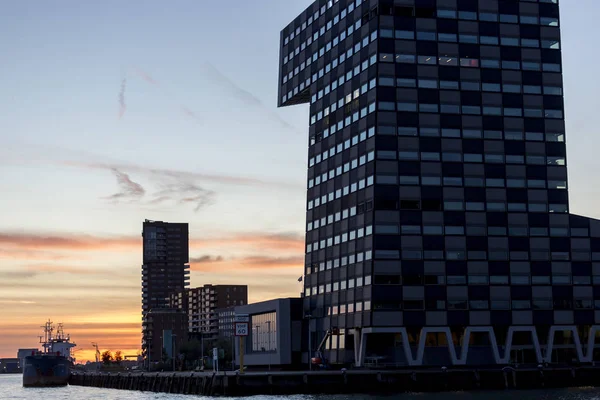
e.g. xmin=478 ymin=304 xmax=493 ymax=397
xmin=251 ymin=312 xmax=277 ymax=352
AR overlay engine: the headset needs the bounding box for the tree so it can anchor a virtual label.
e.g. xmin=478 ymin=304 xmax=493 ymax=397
xmin=180 ymin=339 xmax=202 ymax=360
xmin=214 ymin=337 xmax=234 ymax=368
xmin=180 ymin=339 xmax=202 ymax=370
xmin=101 ymin=350 xmax=113 ymax=365
xmin=197 ymin=337 xmax=235 ymax=369
xmin=213 ymin=337 xmax=233 ymax=362
xmin=114 ymin=350 xmax=123 ymax=364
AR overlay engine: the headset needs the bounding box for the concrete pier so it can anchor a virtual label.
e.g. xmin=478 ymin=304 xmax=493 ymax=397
xmin=70 ymin=366 xmax=600 ymax=396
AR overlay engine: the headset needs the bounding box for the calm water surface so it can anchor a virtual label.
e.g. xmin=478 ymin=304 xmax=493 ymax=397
xmin=2 ymin=374 xmax=600 ymax=400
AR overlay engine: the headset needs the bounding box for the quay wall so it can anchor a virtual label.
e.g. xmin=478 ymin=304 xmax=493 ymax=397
xmin=70 ymin=367 xmax=600 ymax=396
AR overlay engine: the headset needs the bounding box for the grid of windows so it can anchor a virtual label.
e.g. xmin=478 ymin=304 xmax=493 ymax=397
xmin=279 ymin=0 xmax=600 ymax=366
xmin=281 ymin=0 xmax=369 ymax=102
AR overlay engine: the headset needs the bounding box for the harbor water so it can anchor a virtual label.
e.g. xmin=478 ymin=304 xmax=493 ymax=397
xmin=3 ymin=375 xmax=600 ymax=400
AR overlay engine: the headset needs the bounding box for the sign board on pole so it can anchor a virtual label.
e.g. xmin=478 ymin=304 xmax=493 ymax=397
xmin=234 ymin=314 xmax=249 ymax=323
xmin=235 ymin=322 xmax=249 ymax=336
xmin=213 ymin=347 xmax=219 ymax=372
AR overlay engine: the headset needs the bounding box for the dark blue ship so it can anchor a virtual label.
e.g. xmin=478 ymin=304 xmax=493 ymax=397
xmin=23 ymin=320 xmax=76 ymax=387
xmin=23 ymin=353 xmax=70 ymax=387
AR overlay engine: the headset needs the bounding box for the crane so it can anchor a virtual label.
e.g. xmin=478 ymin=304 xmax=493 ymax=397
xmin=311 ymin=327 xmax=339 ymax=369
xmin=91 ymin=343 xmax=100 ymax=366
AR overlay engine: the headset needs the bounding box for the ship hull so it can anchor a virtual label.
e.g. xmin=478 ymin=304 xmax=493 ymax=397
xmin=23 ymin=355 xmax=70 ymax=387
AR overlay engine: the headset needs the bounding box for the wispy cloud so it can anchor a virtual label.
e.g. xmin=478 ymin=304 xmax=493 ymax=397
xmin=1 ymin=264 xmax=130 ymax=280
xmin=200 ymin=62 xmax=300 ymax=134
xmin=71 ymin=160 xmax=281 ymax=188
xmin=222 ymin=232 xmax=304 ymax=252
xmin=0 ymin=281 xmax=139 ymax=291
xmin=105 ymin=168 xmax=145 ymax=201
xmin=0 ymin=300 xmax=36 ymax=305
xmin=0 ymin=232 xmax=139 ymax=251
xmin=150 ymin=181 xmax=215 ymax=212
xmin=25 ymin=264 xmax=103 ymax=275
xmin=131 ymin=66 xmax=201 ymax=123
xmin=180 ymin=106 xmax=201 ymax=122
xmin=84 ymin=163 xmax=215 ymax=211
xmin=0 ymin=230 xmax=304 ymax=253
xmin=241 ymin=255 xmax=304 ymax=266
xmin=0 ymin=248 xmax=68 ymax=261
xmin=1 ymin=139 xmax=304 ymax=190
xmin=118 ymin=78 xmax=127 ymax=119
xmin=2 ymin=271 xmax=38 ymax=279
xmin=132 ymin=67 xmax=159 ymax=86
xmin=190 ymin=255 xmax=224 ymax=263
xmin=201 ymin=63 xmax=261 ymax=107
xmin=189 ymin=254 xmax=304 ymax=271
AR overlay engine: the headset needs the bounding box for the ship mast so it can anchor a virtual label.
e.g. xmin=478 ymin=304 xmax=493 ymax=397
xmin=39 ymin=319 xmax=54 ymax=354
xmin=56 ymin=323 xmax=67 ymax=340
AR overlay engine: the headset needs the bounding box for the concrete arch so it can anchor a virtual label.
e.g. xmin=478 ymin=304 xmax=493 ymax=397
xmin=545 ymin=326 xmax=583 ymax=363
xmin=455 ymin=327 xmax=501 ymax=365
xmin=351 ymin=325 xmax=600 ymax=367
xmin=413 ymin=327 xmax=457 ymax=365
xmin=584 ymin=326 xmax=600 ymax=362
xmin=501 ymin=326 xmax=543 ymax=364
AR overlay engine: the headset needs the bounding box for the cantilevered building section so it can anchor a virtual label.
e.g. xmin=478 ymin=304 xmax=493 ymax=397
xmin=279 ymin=0 xmax=600 ymax=367
xmin=141 ymin=219 xmax=190 ymax=363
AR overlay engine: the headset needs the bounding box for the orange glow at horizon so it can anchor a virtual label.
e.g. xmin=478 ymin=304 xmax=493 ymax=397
xmin=0 ymin=228 xmax=304 ymax=361
xmin=75 ymin=348 xmax=142 ymax=364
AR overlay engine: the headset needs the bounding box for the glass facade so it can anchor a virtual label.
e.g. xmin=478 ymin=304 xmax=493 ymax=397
xmin=251 ymin=312 xmax=277 ymax=352
xmin=279 ymin=0 xmax=600 ymax=366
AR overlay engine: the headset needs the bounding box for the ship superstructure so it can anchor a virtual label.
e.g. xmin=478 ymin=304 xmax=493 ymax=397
xmin=38 ymin=321 xmax=76 ymax=363
xmin=23 ymin=320 xmax=76 ymax=387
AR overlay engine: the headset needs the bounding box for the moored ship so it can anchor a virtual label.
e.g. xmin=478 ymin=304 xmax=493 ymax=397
xmin=23 ymin=320 xmax=76 ymax=387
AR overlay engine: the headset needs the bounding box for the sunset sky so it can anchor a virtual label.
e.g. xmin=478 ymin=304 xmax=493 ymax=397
xmin=1 ymin=0 xmax=600 ymax=363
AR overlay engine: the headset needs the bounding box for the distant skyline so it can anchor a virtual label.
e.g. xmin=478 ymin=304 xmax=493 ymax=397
xmin=1 ymin=0 xmax=600 ymax=362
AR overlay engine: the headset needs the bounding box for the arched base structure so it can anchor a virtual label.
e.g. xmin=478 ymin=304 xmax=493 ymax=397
xmin=352 ymin=325 xmax=600 ymax=367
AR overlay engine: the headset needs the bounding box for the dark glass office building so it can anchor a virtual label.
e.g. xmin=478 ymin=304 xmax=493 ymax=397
xmin=279 ymin=0 xmax=600 ymax=366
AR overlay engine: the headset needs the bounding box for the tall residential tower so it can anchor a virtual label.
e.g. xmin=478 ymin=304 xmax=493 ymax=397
xmin=279 ymin=0 xmax=600 ymax=366
xmin=141 ymin=219 xmax=190 ymax=362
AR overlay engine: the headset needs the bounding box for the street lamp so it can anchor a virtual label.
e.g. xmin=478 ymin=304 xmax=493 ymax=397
xmin=200 ymin=331 xmax=204 ymax=370
xmin=255 ymin=326 xmax=260 ymax=355
xmin=231 ymin=333 xmax=235 ymax=371
xmin=266 ymin=321 xmax=271 ymax=371
xmin=304 ymin=314 xmax=313 ymax=371
xmin=172 ymin=334 xmax=177 ymax=371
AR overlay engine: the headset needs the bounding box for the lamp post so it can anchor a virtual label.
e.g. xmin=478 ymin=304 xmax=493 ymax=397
xmin=147 ymin=340 xmax=151 ymax=372
xmin=266 ymin=321 xmax=271 ymax=371
xmin=231 ymin=334 xmax=236 ymax=371
xmin=200 ymin=331 xmax=204 ymax=370
xmin=255 ymin=326 xmax=260 ymax=354
xmin=305 ymin=314 xmax=313 ymax=371
xmin=252 ymin=326 xmax=256 ymax=352
xmin=172 ymin=334 xmax=177 ymax=371
xmin=253 ymin=325 xmax=262 ymax=368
